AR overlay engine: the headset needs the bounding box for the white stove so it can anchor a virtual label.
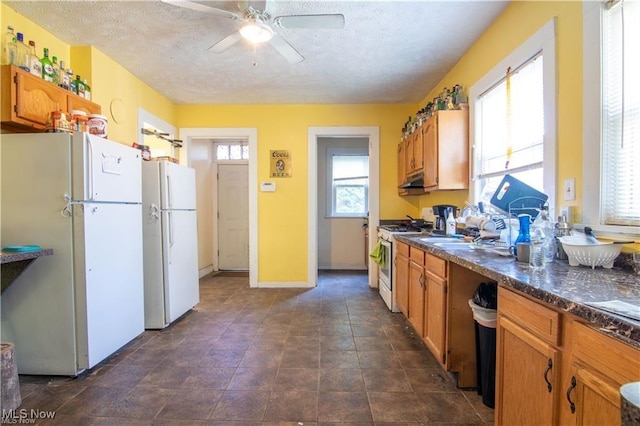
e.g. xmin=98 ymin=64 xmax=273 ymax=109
xmin=377 ymin=225 xmax=430 ymax=312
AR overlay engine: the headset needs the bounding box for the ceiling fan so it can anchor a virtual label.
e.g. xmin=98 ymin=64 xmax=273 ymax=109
xmin=161 ymin=0 xmax=345 ymax=63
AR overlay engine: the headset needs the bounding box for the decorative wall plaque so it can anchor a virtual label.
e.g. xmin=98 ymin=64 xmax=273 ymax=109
xmin=270 ymin=150 xmax=292 ymax=178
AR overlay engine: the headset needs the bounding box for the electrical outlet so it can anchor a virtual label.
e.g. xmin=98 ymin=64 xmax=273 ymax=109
xmin=563 ymin=178 xmax=576 ymax=201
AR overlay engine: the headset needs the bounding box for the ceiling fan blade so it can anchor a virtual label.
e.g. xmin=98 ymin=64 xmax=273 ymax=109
xmin=274 ymin=14 xmax=345 ymax=29
xmin=161 ymin=0 xmax=243 ymax=21
xmin=268 ymin=34 xmax=304 ymax=63
xmin=208 ymin=31 xmax=243 ymax=53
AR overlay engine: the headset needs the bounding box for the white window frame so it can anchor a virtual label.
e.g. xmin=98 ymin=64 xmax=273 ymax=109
xmin=582 ymin=1 xmax=640 ymax=237
xmin=326 ymin=147 xmax=369 ymax=218
xmin=469 ymin=18 xmax=557 ymax=217
xmin=214 ymin=141 xmax=249 ymax=161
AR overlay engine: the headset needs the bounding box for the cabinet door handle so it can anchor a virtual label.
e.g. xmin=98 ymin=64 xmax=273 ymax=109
xmin=543 ymin=358 xmax=553 ymax=392
xmin=566 ymin=376 xmax=576 ymax=414
xmin=419 ymin=274 xmax=425 ymax=288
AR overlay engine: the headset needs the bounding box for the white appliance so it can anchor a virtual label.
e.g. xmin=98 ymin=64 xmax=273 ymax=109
xmin=142 ymin=161 xmax=199 ymax=329
xmin=377 ymin=225 xmax=430 ymax=312
xmin=1 ymin=132 xmax=145 ymax=376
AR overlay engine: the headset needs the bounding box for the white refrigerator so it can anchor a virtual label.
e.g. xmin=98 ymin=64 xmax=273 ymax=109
xmin=1 ymin=132 xmax=145 ymax=376
xmin=142 ymin=161 xmax=199 ymax=329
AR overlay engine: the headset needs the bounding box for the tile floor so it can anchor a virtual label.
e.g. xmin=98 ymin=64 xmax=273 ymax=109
xmin=15 ymin=270 xmax=494 ymax=425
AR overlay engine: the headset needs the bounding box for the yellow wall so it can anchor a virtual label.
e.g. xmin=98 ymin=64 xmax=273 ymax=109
xmin=176 ymin=104 xmax=415 ymax=281
xmin=1 ymin=4 xmax=69 ymax=68
xmin=414 ymin=1 xmax=583 ymax=219
xmin=3 ymin=1 xmax=596 ymax=282
xmin=2 ymin=3 xmax=176 ymax=146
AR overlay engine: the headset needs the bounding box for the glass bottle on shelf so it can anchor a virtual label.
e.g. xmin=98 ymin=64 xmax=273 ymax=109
xmin=27 ymin=40 xmax=42 ymax=78
xmin=69 ymin=69 xmax=76 ymax=93
xmin=2 ymin=25 xmax=17 ymax=66
xmin=41 ymin=47 xmax=54 ymax=82
xmin=83 ymin=79 xmax=91 ymax=100
xmin=74 ymin=75 xmax=84 ymax=96
xmin=51 ymin=56 xmax=60 ymax=85
xmin=59 ymin=61 xmax=70 ymax=90
xmin=15 ymin=32 xmax=30 ymax=72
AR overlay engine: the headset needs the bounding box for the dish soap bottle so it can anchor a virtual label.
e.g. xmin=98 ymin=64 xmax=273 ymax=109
xmin=446 ymin=209 xmax=456 ymax=236
xmin=513 ymin=214 xmax=532 ymax=256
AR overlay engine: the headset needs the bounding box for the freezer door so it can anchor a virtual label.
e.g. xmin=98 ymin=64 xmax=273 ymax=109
xmin=161 ymin=210 xmax=199 ymax=324
xmin=160 ymin=161 xmax=196 ymax=210
xmin=73 ymin=202 xmax=144 ymax=370
xmin=72 ymin=133 xmax=142 ymax=203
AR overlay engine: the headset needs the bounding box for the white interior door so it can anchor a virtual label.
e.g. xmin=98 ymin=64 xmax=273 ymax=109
xmin=218 ymin=164 xmax=249 ymax=270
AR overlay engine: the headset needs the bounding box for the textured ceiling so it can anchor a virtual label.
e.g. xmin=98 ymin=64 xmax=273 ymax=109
xmin=4 ymin=0 xmax=509 ymax=105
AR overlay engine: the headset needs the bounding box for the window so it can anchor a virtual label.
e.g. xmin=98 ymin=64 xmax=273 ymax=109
xmin=327 ymin=149 xmax=369 ymax=217
xmin=216 ymin=142 xmax=249 ymax=160
xmin=470 ymin=19 xmax=556 ymax=215
xmin=583 ymin=0 xmax=639 ymax=233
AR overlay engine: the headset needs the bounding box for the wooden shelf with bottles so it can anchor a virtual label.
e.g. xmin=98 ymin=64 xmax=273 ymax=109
xmin=1 ymin=65 xmax=101 ymax=133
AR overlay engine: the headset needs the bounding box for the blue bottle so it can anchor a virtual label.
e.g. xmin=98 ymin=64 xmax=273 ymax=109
xmin=514 ymin=214 xmax=532 ymax=256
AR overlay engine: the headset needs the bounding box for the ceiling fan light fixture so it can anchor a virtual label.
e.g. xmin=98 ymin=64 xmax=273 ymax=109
xmin=239 ymin=21 xmax=274 ymax=44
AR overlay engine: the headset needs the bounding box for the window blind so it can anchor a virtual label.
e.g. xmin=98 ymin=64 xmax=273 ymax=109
xmin=475 ymin=53 xmax=545 ymax=199
xmin=602 ymin=0 xmax=640 ymax=226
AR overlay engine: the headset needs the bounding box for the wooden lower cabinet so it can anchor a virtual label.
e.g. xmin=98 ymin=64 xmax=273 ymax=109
xmin=562 ymin=322 xmax=640 ymax=426
xmin=495 ymin=315 xmax=561 ymax=425
xmin=394 ymin=242 xmax=409 ymax=317
xmin=497 ymin=286 xmax=640 ymax=426
xmin=408 ymin=247 xmax=425 ymax=336
xmin=423 ymin=254 xmax=447 ymax=365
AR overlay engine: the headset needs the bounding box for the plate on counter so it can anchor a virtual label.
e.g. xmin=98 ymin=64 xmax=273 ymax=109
xmin=2 ymin=245 xmax=42 ymax=252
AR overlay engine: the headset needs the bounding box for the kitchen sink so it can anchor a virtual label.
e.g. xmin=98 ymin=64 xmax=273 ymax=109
xmin=432 ymin=242 xmax=471 ymax=249
xmin=417 ymin=237 xmax=465 ymax=244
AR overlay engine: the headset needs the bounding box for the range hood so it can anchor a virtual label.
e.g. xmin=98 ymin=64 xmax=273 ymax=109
xmin=399 ymin=172 xmax=424 ymax=189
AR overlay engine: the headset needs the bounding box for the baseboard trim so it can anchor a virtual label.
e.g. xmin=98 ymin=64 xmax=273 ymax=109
xmin=255 ymin=281 xmax=315 ymax=289
xmin=199 ymin=265 xmax=214 ymax=279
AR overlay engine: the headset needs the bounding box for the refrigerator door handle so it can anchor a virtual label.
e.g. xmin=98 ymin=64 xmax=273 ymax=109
xmin=168 ymin=211 xmax=175 ymax=248
xmin=166 ymin=175 xmax=172 ymax=209
xmin=86 ymin=135 xmax=95 ymax=200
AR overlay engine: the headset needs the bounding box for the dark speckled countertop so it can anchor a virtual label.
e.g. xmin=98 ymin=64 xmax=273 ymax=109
xmin=394 ymin=235 xmax=640 ymax=349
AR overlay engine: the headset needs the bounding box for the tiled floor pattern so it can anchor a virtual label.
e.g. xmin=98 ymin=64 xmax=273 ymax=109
xmin=15 ymin=270 xmax=494 ymax=425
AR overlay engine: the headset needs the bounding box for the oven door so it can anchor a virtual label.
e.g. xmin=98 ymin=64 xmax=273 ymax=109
xmin=379 ymin=239 xmax=392 ymax=287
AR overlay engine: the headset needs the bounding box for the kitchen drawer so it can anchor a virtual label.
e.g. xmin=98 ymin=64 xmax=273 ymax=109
xmin=571 ymin=321 xmax=639 ymax=386
xmin=410 ymin=246 xmax=425 ymax=265
xmin=498 ymin=286 xmax=561 ymax=346
xmin=425 ymin=253 xmax=446 ymax=278
xmin=396 ymin=241 xmax=409 ymax=258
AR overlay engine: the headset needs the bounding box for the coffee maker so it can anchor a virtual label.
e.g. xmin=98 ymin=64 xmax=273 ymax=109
xmin=432 ymin=204 xmax=458 ymax=234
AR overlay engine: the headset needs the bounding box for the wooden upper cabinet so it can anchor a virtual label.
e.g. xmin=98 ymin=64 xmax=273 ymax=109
xmin=68 ymin=95 xmax=101 ymax=116
xmin=397 ymin=140 xmax=406 ymax=188
xmin=1 ymin=65 xmax=101 ymax=132
xmin=423 ymin=110 xmax=469 ymax=191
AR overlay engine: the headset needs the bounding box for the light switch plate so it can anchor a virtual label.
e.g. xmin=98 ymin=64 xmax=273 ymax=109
xmin=563 ymin=178 xmax=575 ymax=201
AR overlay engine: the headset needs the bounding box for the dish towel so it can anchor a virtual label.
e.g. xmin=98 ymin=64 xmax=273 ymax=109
xmin=369 ymin=240 xmax=386 ymax=265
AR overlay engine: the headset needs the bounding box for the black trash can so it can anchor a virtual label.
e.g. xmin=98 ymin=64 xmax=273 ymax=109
xmin=469 ymin=282 xmax=497 ymax=409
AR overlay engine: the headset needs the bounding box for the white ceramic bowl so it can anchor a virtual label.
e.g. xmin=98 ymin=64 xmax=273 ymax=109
xmin=558 ymin=236 xmax=622 ymax=269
